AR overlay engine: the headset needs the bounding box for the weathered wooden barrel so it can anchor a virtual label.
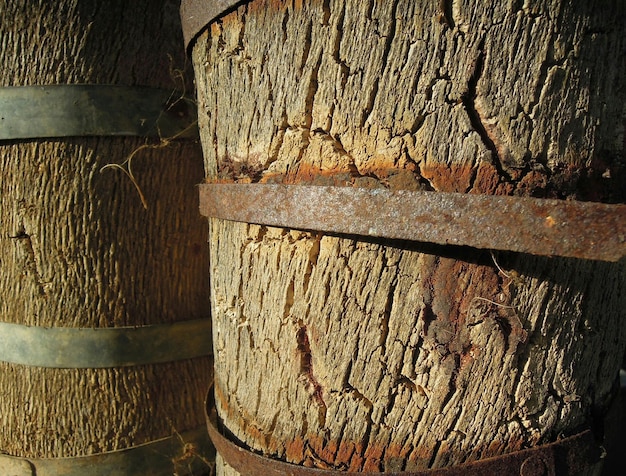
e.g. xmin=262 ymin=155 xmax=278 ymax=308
xmin=0 ymin=1 xmax=213 ymax=474
xmin=184 ymin=1 xmax=626 ymax=475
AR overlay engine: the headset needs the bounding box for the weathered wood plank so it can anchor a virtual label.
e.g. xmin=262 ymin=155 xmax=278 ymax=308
xmin=0 ymin=1 xmax=213 ymax=467
xmin=191 ymin=0 xmax=626 ymax=474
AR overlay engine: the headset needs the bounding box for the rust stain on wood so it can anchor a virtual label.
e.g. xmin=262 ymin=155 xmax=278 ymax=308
xmin=219 ymin=156 xmax=626 ymax=204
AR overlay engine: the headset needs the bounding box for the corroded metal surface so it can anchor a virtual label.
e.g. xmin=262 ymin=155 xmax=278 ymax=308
xmin=180 ymin=0 xmax=250 ymax=52
xmin=0 ymin=426 xmax=214 ymax=476
xmin=0 ymin=319 xmax=212 ymax=369
xmin=0 ymin=85 xmax=197 ymax=140
xmin=206 ymin=389 xmax=601 ymax=475
xmin=199 ymin=183 xmax=626 ymax=262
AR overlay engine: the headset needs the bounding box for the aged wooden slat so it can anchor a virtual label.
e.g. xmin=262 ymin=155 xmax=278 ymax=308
xmin=0 ymin=1 xmax=213 ymax=472
xmin=190 ymin=0 xmax=626 ymax=474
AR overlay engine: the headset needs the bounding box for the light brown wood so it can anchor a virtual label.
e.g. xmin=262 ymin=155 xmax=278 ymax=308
xmin=191 ymin=0 xmax=626 ymax=474
xmin=0 ymin=0 xmax=213 ymax=466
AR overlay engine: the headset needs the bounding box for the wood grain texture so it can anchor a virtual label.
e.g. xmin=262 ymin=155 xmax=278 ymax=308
xmin=0 ymin=0 xmax=212 ymax=463
xmin=191 ymin=0 xmax=625 ymax=473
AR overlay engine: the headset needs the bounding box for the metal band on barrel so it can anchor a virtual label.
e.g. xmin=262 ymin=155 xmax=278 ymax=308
xmin=180 ymin=0 xmax=250 ymax=52
xmin=199 ymin=183 xmax=626 ymax=262
xmin=0 ymin=426 xmax=214 ymax=476
xmin=0 ymin=319 xmax=211 ymax=368
xmin=0 ymin=85 xmax=197 ymax=141
xmin=205 ymin=387 xmax=601 ymax=475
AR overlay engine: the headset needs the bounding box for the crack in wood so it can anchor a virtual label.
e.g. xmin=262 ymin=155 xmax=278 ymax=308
xmin=438 ymin=0 xmax=456 ymax=28
xmin=378 ymin=255 xmax=397 ymax=356
xmin=330 ymin=1 xmax=349 ymax=95
xmin=438 ymin=354 xmax=461 ymax=410
xmin=296 ymin=322 xmax=327 ymax=427
xmin=265 ymin=411 xmax=280 ymax=448
xmin=281 ymin=6 xmax=289 ymax=44
xmin=299 ymin=18 xmax=313 ymax=73
xmin=282 ymin=279 xmax=295 ymax=321
xmin=302 ymin=234 xmax=321 ymax=296
xmin=461 ymin=38 xmax=512 ymax=183
xmin=304 ymin=54 xmax=322 ymax=131
xmin=303 ymin=440 xmax=338 ymax=470
xmin=10 ymin=224 xmax=48 ymax=297
xmin=361 ymin=0 xmax=399 ymax=128
xmin=321 ymin=0 xmax=331 ymax=26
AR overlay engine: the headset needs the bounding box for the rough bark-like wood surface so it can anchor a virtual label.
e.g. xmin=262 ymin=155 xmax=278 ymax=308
xmin=0 ymin=0 xmax=212 ymax=462
xmin=191 ymin=0 xmax=626 ymax=473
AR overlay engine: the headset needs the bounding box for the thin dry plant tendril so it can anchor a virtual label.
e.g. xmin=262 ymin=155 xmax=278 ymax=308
xmin=100 ymin=55 xmax=197 ymax=209
xmin=469 ymin=296 xmax=526 ymax=341
xmin=100 ymin=149 xmax=149 ymax=209
xmin=471 ymin=296 xmax=517 ymax=309
xmin=99 ymin=112 xmax=198 ymax=209
xmin=490 ymin=250 xmax=512 ymax=279
xmin=170 ymin=426 xmax=215 ymax=473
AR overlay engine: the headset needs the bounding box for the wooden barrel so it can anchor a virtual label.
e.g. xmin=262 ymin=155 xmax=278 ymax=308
xmin=186 ymin=1 xmax=626 ymax=474
xmin=0 ymin=1 xmax=213 ymax=474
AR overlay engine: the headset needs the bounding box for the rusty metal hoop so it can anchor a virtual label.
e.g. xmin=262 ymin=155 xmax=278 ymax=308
xmin=199 ymin=183 xmax=626 ymax=262
xmin=180 ymin=0 xmax=250 ymax=52
xmin=205 ymin=387 xmax=602 ymax=476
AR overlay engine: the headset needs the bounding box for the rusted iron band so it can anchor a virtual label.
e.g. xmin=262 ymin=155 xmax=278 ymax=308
xmin=198 ymin=183 xmax=626 ymax=262
xmin=0 ymin=426 xmax=214 ymax=476
xmin=0 ymin=318 xmax=212 ymax=368
xmin=0 ymin=85 xmax=197 ymax=141
xmin=205 ymin=388 xmax=601 ymax=475
xmin=180 ymin=0 xmax=250 ymax=52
